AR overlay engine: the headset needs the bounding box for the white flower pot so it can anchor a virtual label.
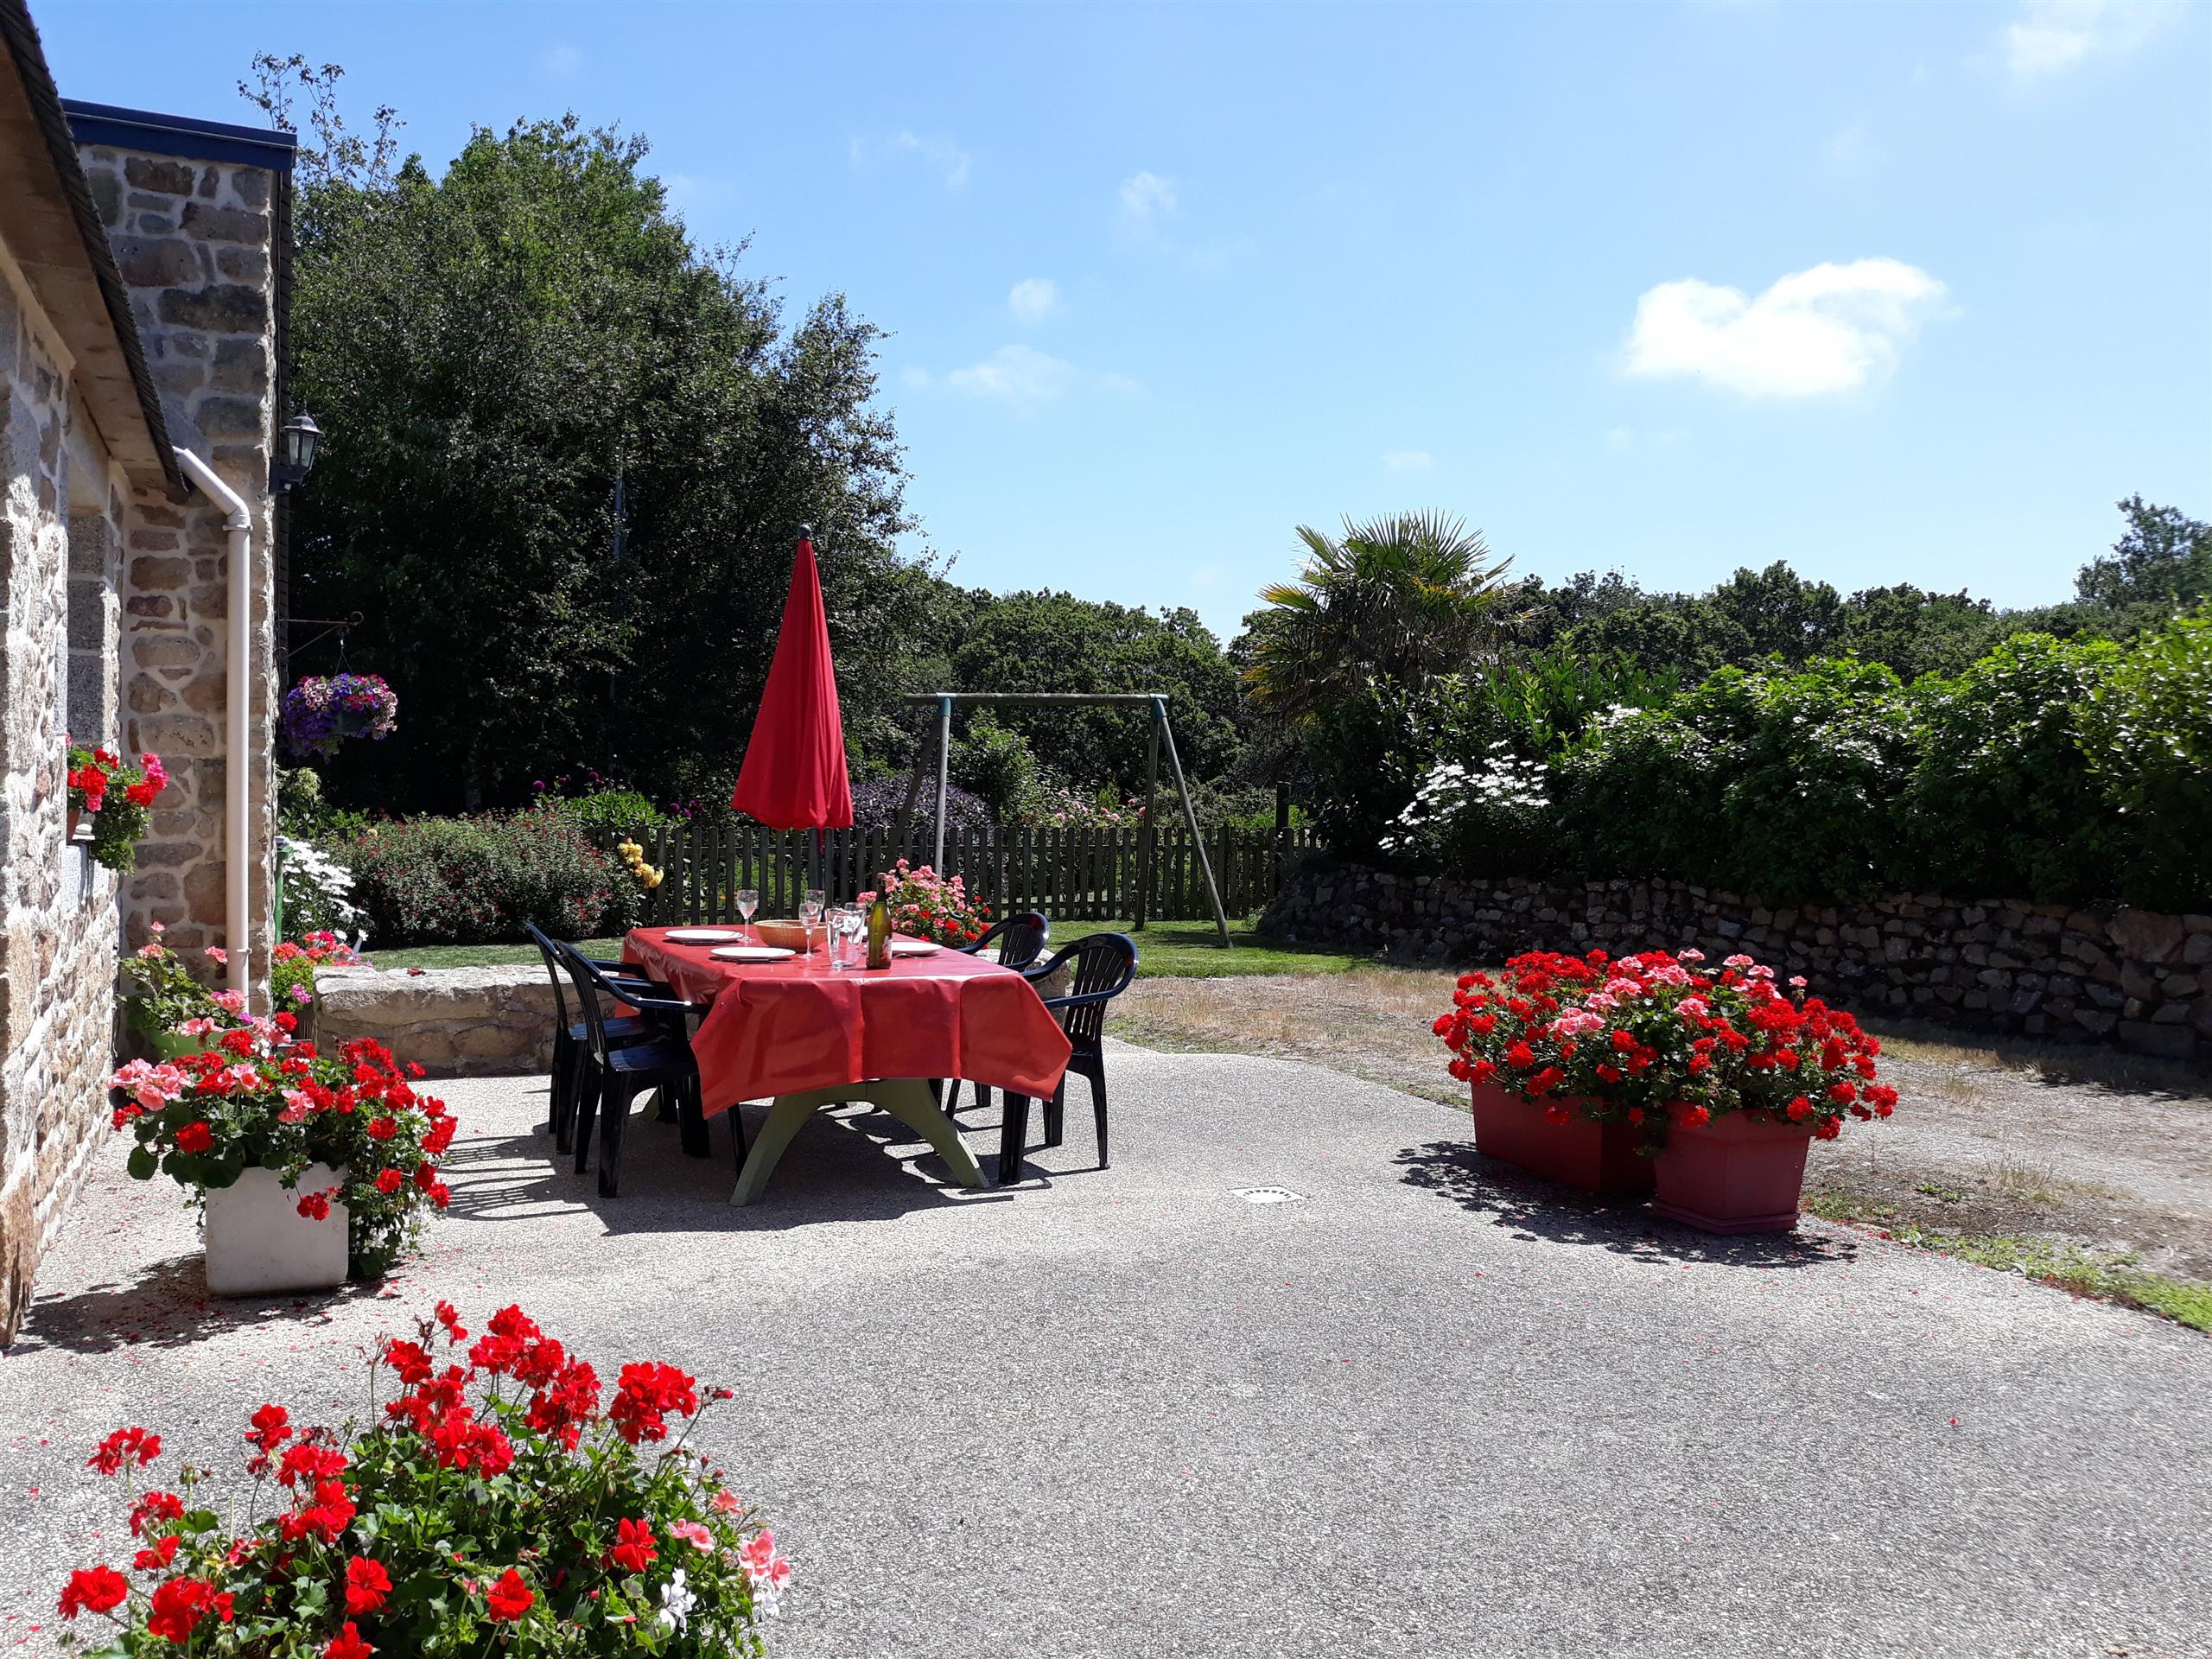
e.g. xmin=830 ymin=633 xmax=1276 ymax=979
xmin=203 ymin=1163 xmax=349 ymax=1295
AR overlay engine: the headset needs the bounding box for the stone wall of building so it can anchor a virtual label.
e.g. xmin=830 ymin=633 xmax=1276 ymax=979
xmin=1262 ymin=864 xmax=2211 ymax=1062
xmin=79 ymin=144 xmax=282 ymax=988
xmin=0 ymin=246 xmax=132 ymax=1340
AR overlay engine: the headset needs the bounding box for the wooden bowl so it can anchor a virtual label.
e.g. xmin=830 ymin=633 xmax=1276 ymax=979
xmin=751 ymin=919 xmax=822 ymax=953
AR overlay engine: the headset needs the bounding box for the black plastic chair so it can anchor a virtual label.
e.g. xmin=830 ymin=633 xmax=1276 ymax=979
xmin=944 ymin=912 xmax=1051 ymax=1117
xmin=525 ymin=923 xmax=680 ymax=1155
xmin=556 ymin=944 xmax=739 ymax=1198
xmin=998 ymin=931 xmax=1139 ymax=1184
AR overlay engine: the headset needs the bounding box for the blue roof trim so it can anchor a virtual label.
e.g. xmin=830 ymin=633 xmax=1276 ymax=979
xmin=60 ymin=98 xmax=296 ymax=171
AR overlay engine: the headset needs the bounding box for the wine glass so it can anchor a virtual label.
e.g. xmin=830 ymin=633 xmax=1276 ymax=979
xmin=736 ymin=887 xmax=760 ymax=941
xmin=799 ymin=889 xmax=825 ymax=956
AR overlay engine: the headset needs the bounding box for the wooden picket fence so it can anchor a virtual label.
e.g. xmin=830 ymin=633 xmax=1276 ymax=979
xmin=637 ymin=821 xmax=1319 ymax=927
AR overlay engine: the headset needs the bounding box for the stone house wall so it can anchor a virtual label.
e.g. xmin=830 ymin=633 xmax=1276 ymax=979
xmin=1262 ymin=864 xmax=2211 ymax=1062
xmin=0 ymin=238 xmax=134 ymax=1338
xmin=79 ymin=142 xmax=283 ymax=979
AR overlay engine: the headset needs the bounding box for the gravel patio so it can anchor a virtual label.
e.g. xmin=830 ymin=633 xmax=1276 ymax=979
xmin=3 ymin=1045 xmax=2207 ymax=1659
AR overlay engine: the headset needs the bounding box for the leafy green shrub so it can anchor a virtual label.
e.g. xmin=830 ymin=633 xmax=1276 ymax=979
xmin=1895 ymin=634 xmax=2123 ymax=903
xmin=1676 ymin=659 xmax=1918 ymax=901
xmin=1551 ymin=706 xmax=1720 ymax=885
xmin=342 ymin=807 xmax=626 ymax=946
xmin=553 ymin=787 xmax=668 ymax=850
xmin=2083 ymin=603 xmax=2212 ymax=910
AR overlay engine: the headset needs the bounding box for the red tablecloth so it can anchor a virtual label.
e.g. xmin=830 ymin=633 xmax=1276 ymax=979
xmin=622 ymin=928 xmax=1071 ymax=1117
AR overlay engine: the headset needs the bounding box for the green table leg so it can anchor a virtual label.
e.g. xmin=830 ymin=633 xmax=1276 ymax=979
xmin=729 ymin=1078 xmax=985 ymax=1207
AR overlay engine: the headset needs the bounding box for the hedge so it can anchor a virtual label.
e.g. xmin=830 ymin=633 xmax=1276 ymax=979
xmin=1357 ymin=605 xmax=2212 ymax=913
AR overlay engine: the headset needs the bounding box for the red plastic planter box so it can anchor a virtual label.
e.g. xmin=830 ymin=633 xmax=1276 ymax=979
xmin=1467 ymin=1082 xmax=1655 ymax=1197
xmin=1650 ymin=1105 xmax=1813 ymax=1234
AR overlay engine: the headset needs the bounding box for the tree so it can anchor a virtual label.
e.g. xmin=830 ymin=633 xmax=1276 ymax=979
xmin=1243 ymin=512 xmax=1518 ymax=725
xmin=2075 ymin=495 xmax=2212 ymax=616
xmin=262 ymin=67 xmax=924 ymax=810
xmin=937 ymin=590 xmax=1243 ymax=795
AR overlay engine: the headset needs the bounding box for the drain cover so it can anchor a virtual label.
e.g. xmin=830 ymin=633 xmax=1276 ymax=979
xmin=1232 ymin=1186 xmax=1306 ymax=1205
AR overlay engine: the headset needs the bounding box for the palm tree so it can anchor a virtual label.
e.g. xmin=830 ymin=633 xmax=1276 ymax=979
xmin=1244 ymin=512 xmax=1517 ymax=723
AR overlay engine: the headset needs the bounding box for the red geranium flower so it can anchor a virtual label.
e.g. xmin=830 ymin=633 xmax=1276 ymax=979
xmin=607 ymin=1516 xmax=657 ymax=1574
xmin=345 ymin=1554 xmax=392 ymax=1614
xmin=325 ymin=1620 xmax=376 ymax=1659
xmin=58 ymin=1564 xmax=129 ymax=1619
xmin=174 ymin=1121 xmax=213 ymax=1154
xmin=485 ymin=1567 xmax=534 ymax=1622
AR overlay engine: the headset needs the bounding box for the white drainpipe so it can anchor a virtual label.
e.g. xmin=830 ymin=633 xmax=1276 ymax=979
xmin=171 ymin=447 xmax=252 ymax=998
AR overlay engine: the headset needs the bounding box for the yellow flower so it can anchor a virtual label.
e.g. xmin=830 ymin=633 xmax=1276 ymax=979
xmin=642 ymin=867 xmax=664 ymax=890
xmin=617 ymin=839 xmax=641 ymax=860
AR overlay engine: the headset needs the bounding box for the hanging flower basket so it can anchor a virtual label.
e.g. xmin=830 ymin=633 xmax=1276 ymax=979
xmin=283 ymin=672 xmax=398 ymax=759
xmin=65 ymin=742 xmax=168 ymax=870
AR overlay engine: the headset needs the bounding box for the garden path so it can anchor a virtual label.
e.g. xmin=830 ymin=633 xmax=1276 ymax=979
xmin=3 ymin=1047 xmax=2207 ymax=1658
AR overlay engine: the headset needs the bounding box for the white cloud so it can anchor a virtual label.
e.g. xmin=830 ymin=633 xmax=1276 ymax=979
xmin=538 ymin=44 xmax=582 ymax=78
xmin=1382 ymin=449 xmax=1433 ymax=474
xmin=1007 ymin=278 xmax=1062 ymax=325
xmin=1621 ymin=257 xmax=1948 ymax=398
xmin=851 ymin=130 xmax=972 ymax=190
xmin=938 ymin=344 xmax=1136 ymax=410
xmin=2002 ymin=1 xmax=2169 ymax=82
xmin=1118 ymin=170 xmax=1178 ymax=229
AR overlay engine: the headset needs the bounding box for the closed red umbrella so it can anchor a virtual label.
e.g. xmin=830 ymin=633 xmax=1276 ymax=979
xmin=729 ymin=529 xmax=853 ymax=830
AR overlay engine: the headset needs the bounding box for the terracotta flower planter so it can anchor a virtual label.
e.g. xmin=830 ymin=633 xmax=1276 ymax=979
xmin=1468 ymin=1082 xmax=1655 ymax=1197
xmin=1651 ymin=1106 xmax=1813 ymax=1234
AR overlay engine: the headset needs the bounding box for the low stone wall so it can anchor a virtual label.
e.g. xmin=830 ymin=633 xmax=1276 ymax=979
xmin=1261 ymin=865 xmax=2211 ymax=1061
xmin=314 ymin=965 xmax=556 ymax=1077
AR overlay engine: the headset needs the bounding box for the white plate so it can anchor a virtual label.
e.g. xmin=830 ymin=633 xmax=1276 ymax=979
xmin=665 ymin=928 xmax=746 ymax=944
xmin=710 ymin=944 xmax=795 ymax=963
xmin=889 ymin=939 xmax=941 ymax=957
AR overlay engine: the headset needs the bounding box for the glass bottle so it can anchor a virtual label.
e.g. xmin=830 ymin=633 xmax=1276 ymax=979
xmin=866 ymin=891 xmax=892 ymax=969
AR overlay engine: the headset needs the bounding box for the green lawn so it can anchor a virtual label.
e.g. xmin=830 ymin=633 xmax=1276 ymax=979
xmin=364 ymin=919 xmax=1367 ymax=978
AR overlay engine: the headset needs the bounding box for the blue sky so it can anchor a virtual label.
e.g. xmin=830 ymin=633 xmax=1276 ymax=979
xmin=47 ymin=0 xmax=2212 ymax=641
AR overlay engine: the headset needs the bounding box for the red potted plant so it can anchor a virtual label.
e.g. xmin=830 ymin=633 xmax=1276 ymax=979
xmin=54 ymin=1301 xmax=791 ymax=1656
xmin=1433 ymin=949 xmax=1896 ymax=1225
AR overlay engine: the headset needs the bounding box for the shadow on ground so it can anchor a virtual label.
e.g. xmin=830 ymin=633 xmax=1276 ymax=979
xmin=13 ymin=1254 xmax=379 ymax=1357
xmin=1394 ymin=1139 xmax=1857 ymax=1268
xmin=438 ymin=1099 xmax=1040 ymax=1236
xmin=1858 ymin=1012 xmax=2212 ymax=1103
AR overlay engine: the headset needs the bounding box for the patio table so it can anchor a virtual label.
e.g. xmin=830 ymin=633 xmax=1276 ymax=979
xmin=622 ymin=926 xmax=1071 ymax=1205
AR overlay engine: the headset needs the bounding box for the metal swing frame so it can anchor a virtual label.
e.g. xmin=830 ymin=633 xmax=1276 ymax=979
xmin=892 ymin=691 xmax=1231 ymax=947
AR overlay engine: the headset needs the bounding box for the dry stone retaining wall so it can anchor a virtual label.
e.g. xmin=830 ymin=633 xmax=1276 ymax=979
xmin=315 ymin=966 xmax=559 ymax=1078
xmin=1262 ymin=865 xmax=2211 ymax=1062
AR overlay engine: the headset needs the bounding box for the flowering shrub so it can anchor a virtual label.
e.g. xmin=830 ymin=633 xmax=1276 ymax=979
xmin=111 ymin=1023 xmax=454 ymax=1274
xmin=1433 ymin=948 xmax=1897 ymax=1151
xmin=1379 ymin=742 xmax=1550 ymax=873
xmin=278 ymin=833 xmax=366 ymax=941
xmin=864 ymin=859 xmax=992 ymax=946
xmin=269 ymin=931 xmax=366 ymax=1017
xmin=120 ymin=923 xmax=240 ymax=1038
xmin=67 ymin=742 xmax=168 ymax=871
xmin=340 ymin=808 xmax=633 ymax=947
xmin=55 ymin=1303 xmax=791 ymax=1656
xmin=283 ymin=673 xmax=399 ymax=759
xmin=1011 ymin=784 xmax=1137 ymax=831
